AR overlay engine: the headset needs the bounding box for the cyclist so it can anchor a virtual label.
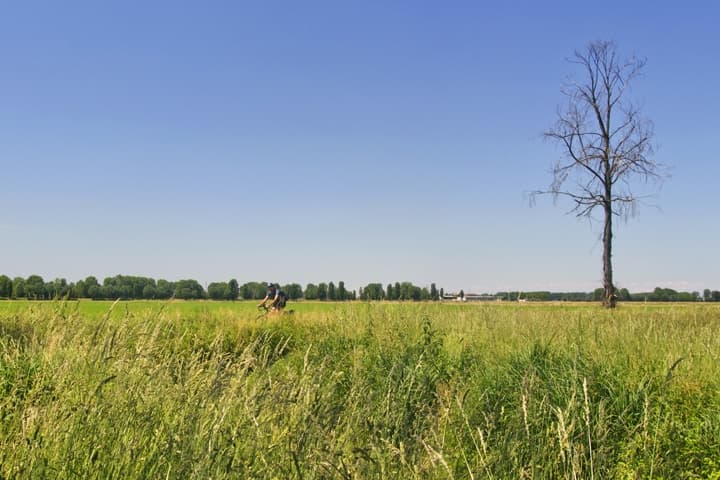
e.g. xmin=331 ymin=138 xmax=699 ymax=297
xmin=258 ymin=283 xmax=288 ymax=313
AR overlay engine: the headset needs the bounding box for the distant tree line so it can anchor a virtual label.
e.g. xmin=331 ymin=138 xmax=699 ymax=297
xmin=0 ymin=275 xmax=216 ymax=301
xmin=0 ymin=274 xmax=717 ymax=302
xmin=494 ymin=288 xmax=720 ymax=302
xmin=358 ymin=282 xmax=441 ymax=301
xmin=0 ymin=275 xmax=437 ymax=302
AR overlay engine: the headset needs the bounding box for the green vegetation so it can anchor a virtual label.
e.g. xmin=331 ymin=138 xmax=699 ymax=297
xmin=1 ymin=301 xmax=719 ymax=478
xmin=2 ymin=273 xmax=719 ymax=304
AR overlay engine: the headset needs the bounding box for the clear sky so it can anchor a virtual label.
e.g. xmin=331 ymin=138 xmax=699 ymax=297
xmin=2 ymin=1 xmax=718 ymax=294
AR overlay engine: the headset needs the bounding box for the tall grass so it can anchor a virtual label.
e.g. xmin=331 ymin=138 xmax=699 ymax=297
xmin=1 ymin=301 xmax=719 ymax=478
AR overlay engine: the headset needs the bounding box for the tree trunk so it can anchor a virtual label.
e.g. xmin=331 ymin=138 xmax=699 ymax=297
xmin=602 ymin=199 xmax=616 ymax=308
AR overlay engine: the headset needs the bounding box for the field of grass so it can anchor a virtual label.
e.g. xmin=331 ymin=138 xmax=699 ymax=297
xmin=1 ymin=300 xmax=719 ymax=479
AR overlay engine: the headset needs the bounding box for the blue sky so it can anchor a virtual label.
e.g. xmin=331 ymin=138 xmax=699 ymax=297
xmin=1 ymin=1 xmax=718 ymax=294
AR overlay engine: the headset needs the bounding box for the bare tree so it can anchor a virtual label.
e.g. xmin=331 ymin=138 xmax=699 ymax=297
xmin=535 ymin=41 xmax=664 ymax=308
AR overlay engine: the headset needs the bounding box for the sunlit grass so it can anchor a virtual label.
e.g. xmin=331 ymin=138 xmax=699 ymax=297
xmin=1 ymin=300 xmax=719 ymax=478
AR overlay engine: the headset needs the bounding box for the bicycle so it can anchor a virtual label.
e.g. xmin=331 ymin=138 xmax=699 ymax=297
xmin=255 ymin=303 xmax=294 ymax=320
xmin=255 ymin=304 xmax=271 ymax=320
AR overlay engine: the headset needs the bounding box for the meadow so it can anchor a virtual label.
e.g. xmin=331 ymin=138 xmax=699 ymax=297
xmin=1 ymin=300 xmax=719 ymax=479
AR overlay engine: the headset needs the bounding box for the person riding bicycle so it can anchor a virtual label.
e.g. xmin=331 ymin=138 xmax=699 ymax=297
xmin=258 ymin=283 xmax=288 ymax=312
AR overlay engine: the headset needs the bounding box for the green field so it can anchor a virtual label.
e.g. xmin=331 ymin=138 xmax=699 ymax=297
xmin=1 ymin=300 xmax=719 ymax=479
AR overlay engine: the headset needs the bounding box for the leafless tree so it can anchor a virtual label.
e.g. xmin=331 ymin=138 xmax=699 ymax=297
xmin=535 ymin=41 xmax=664 ymax=308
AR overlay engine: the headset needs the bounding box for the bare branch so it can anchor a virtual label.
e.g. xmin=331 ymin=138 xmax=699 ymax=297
xmin=537 ymin=40 xmax=664 ymax=308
